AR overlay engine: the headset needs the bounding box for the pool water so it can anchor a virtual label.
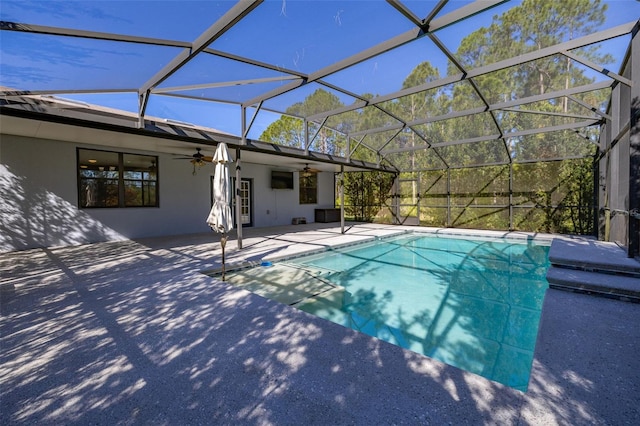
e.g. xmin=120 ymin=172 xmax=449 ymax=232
xmin=226 ymin=233 xmax=550 ymax=392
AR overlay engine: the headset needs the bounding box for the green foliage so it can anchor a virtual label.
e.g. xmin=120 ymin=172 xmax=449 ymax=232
xmin=260 ymin=115 xmax=304 ymax=148
xmin=554 ymin=158 xmax=595 ymax=234
xmin=258 ymin=0 xmax=607 ymax=235
xmin=511 ymin=158 xmax=595 ymax=234
xmin=260 ymin=89 xmax=347 ymax=152
xmin=340 ymin=172 xmax=395 ymax=222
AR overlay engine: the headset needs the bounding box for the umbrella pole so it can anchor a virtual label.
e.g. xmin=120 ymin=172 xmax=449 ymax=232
xmin=220 ymin=233 xmax=227 ymax=281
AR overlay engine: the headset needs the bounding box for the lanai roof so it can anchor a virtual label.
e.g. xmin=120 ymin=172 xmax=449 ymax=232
xmin=1 ymin=0 xmax=638 ymax=173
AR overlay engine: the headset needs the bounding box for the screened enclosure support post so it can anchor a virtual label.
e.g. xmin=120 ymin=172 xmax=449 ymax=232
xmin=235 ymin=147 xmax=243 ymax=250
xmin=416 ymin=173 xmax=421 ymax=225
xmin=360 ymin=172 xmax=365 ymax=221
xmin=346 ymin=136 xmax=351 ymax=162
xmin=446 ymin=168 xmax=451 ymax=227
xmin=340 ymin=165 xmax=345 ymax=234
xmin=593 ymin=156 xmax=600 ymax=238
xmin=628 ymin=28 xmax=640 ymax=258
xmin=392 ymin=177 xmax=399 ymax=224
xmin=509 ymin=162 xmax=514 ymax=231
xmin=304 ymin=119 xmax=309 ymax=155
xmin=137 ymin=90 xmax=149 ymax=129
xmin=237 ymin=106 xmax=247 ymax=250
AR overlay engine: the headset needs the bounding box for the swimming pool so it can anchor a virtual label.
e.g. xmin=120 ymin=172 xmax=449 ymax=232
xmin=222 ymin=232 xmax=550 ymax=392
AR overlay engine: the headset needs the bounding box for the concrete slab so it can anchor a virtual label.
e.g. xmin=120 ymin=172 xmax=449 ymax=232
xmin=549 ymin=238 xmax=640 ymax=274
xmin=522 ymin=289 xmax=640 ymax=424
xmin=2 ymin=224 xmax=639 ymax=424
xmin=546 ymin=266 xmax=640 ymax=301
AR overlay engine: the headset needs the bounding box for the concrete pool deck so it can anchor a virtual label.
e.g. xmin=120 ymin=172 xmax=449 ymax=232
xmin=1 ymin=223 xmax=639 ymax=424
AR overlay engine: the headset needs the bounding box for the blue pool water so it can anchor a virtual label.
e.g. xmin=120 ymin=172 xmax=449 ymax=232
xmin=283 ymin=233 xmax=550 ymax=392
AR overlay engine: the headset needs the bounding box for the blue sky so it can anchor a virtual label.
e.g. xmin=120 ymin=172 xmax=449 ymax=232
xmin=1 ymin=0 xmax=638 ymax=138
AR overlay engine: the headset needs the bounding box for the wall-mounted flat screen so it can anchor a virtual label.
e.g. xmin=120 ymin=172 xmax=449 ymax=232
xmin=271 ymin=170 xmax=294 ymax=189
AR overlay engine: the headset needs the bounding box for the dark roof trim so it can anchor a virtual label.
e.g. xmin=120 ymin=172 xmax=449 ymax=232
xmin=0 ymin=99 xmax=393 ymax=174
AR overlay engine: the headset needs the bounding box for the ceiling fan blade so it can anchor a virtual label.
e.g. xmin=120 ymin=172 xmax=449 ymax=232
xmin=175 ymin=148 xmax=212 ymax=163
xmin=301 ymin=163 xmax=320 ymax=173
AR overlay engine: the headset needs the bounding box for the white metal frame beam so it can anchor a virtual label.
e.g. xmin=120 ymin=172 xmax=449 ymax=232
xmin=241 ymin=0 xmax=506 ymax=108
xmin=138 ymin=0 xmax=263 ymax=122
xmin=307 ymin=21 xmax=635 ymax=123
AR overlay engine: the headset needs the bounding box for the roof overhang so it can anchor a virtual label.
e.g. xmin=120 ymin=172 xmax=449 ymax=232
xmin=0 ymin=96 xmax=394 ymax=174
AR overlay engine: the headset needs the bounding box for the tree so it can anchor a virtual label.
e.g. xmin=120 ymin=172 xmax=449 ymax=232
xmin=260 ymin=89 xmax=345 ymax=152
xmin=259 ymin=0 xmax=609 ymax=234
xmin=260 ymin=115 xmax=305 ymax=149
xmin=443 ymin=0 xmax=609 ymax=233
xmin=341 ymin=171 xmax=395 ymax=222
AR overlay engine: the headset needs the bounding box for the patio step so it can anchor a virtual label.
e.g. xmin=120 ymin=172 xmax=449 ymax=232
xmin=546 ymin=266 xmax=640 ymax=302
xmin=548 ymin=238 xmax=640 ymax=275
xmin=546 ymin=238 xmax=640 ymax=302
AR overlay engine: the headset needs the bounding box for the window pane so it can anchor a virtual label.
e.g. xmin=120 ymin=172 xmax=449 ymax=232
xmin=123 ymin=153 xmax=158 ymax=207
xmin=78 ymin=149 xmax=158 ymax=208
xmin=299 ymin=173 xmax=318 ymax=205
xmin=124 ymin=180 xmax=143 ymax=206
xmin=124 ymin=170 xmax=142 ymax=180
xmin=78 ymin=149 xmax=119 ymax=208
xmin=144 ymin=182 xmax=157 ymax=206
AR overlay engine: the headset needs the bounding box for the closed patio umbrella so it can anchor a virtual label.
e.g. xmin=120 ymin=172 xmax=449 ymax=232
xmin=206 ymin=142 xmax=233 ymax=280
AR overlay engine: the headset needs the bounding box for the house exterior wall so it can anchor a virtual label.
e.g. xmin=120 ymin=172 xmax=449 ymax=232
xmin=240 ymin=162 xmax=335 ymax=228
xmin=0 ymin=134 xmax=335 ymax=253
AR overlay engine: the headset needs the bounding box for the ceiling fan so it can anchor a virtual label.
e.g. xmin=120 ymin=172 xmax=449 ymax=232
xmin=300 ymin=163 xmax=321 ymax=176
xmin=174 ymin=148 xmax=213 ymax=175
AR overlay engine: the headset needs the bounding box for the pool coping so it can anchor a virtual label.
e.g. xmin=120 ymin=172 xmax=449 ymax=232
xmin=204 ymin=226 xmax=555 ymax=277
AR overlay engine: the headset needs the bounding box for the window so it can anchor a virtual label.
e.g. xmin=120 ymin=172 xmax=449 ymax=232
xmin=299 ymin=172 xmax=317 ymax=204
xmin=78 ymin=148 xmax=158 ymax=208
